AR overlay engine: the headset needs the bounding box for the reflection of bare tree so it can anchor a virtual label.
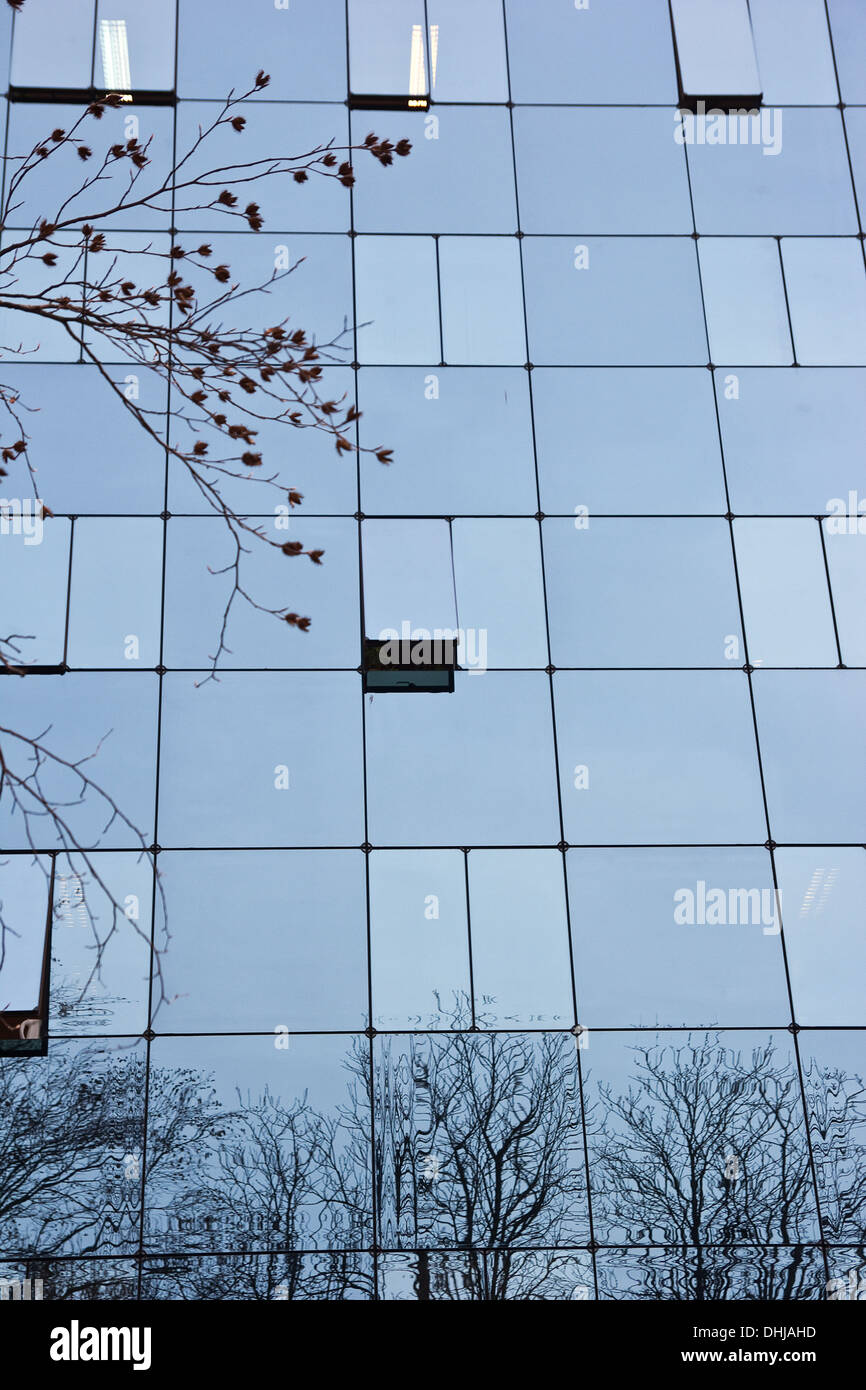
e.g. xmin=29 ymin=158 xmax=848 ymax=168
xmin=2 ymin=1026 xmax=865 ymax=1300
xmin=589 ymin=1033 xmax=866 ymax=1300
xmin=0 ymin=1047 xmax=222 ymax=1262
xmin=341 ymin=1027 xmax=588 ymax=1300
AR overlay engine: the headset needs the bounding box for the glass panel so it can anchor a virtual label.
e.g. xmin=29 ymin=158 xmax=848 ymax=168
xmin=0 ymin=365 xmax=167 ymax=515
xmin=782 ymin=238 xmax=866 ymax=366
xmin=554 ymin=671 xmax=765 ymax=844
xmin=354 ymin=235 xmax=439 ymax=364
xmin=49 ymin=851 xmax=152 ymax=1036
xmin=0 ymin=672 xmax=157 ymax=850
xmin=369 ymin=849 xmax=470 ymax=1027
xmin=158 ymin=673 xmax=364 ymax=848
xmin=95 ymin=0 xmax=176 ymax=91
xmin=597 ymin=1247 xmax=825 ymax=1300
xmin=0 ymin=238 xmax=82 ymax=361
xmin=362 ymin=519 xmax=456 ymax=638
xmin=358 ymin=367 xmax=537 ymax=516
xmin=177 ymin=0 xmax=347 ymax=101
xmin=750 ymin=0 xmax=838 ymax=103
xmin=847 ymin=108 xmax=866 ymax=217
xmin=688 ymin=110 xmax=856 ymax=236
xmin=67 ymin=518 xmax=163 ymax=669
xmin=0 ymin=1040 xmax=147 ymax=1255
xmin=699 ymin=237 xmax=792 ymax=365
xmin=372 ymin=1031 xmax=589 ymax=1248
xmin=468 ymin=849 xmax=574 ymax=1027
xmin=5 ymin=104 xmax=174 ymax=232
xmin=504 ymin=0 xmax=676 ymax=104
xmin=0 ymin=855 xmax=49 ymax=1015
xmin=752 ymin=670 xmax=866 ymax=842
xmin=0 ymin=515 xmax=70 ymax=666
xmin=155 ymin=850 xmax=367 ymax=1031
xmin=163 ymin=517 xmax=359 ymax=670
xmin=426 ymin=0 xmax=508 ymax=102
xmin=349 ymin=0 xmax=427 ymax=99
xmin=10 ymin=0 xmax=94 ymax=88
xmin=365 ymin=673 xmax=560 ymax=846
xmin=144 ymin=1034 xmax=371 ymax=1251
xmin=585 ymin=1030 xmax=819 ymax=1244
xmin=799 ymin=1030 xmax=866 ymax=1241
xmin=824 ymin=525 xmax=866 ymax=667
xmin=534 ymin=368 xmax=725 ymax=516
xmin=439 ymin=237 xmax=524 ymax=365
xmin=716 ymin=368 xmax=866 ymax=514
xmin=514 ymin=108 xmax=692 ymax=236
xmin=829 ymin=0 xmax=866 ymax=101
xmin=671 ymin=0 xmax=761 ymax=102
xmin=452 ymin=518 xmax=548 ymax=669
xmin=142 ymin=1253 xmax=374 ymax=1300
xmin=775 ymin=848 xmax=866 ymax=1025
xmin=544 ymin=518 xmax=741 ymax=667
xmin=174 ymin=103 xmax=351 ymax=234
xmin=567 ymin=848 xmax=789 ymax=1028
xmin=734 ymin=518 xmax=838 ymax=667
xmin=351 ymin=108 xmax=515 ymax=234
xmin=167 ymin=365 xmax=356 ymax=517
xmin=523 ymin=237 xmax=707 ymax=366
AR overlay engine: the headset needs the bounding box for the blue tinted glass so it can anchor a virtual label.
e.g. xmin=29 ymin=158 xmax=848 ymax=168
xmin=365 ymin=674 xmax=560 ymax=846
xmin=776 ymin=848 xmax=866 ymax=1025
xmin=734 ymin=518 xmax=838 ymax=667
xmin=0 ymin=516 xmax=70 ymax=665
xmin=514 ymin=108 xmax=692 ymax=236
xmin=175 ymin=103 xmax=351 ymax=234
xmin=468 ymin=849 xmax=574 ymax=1027
xmin=10 ymin=0 xmax=94 ymax=87
xmin=504 ymin=0 xmax=676 ymax=103
xmin=352 ymin=108 xmax=516 ymax=234
xmin=439 ymin=237 xmax=525 ymax=365
xmin=750 ymin=0 xmax=838 ymax=103
xmin=544 ymin=518 xmax=741 ymax=667
xmin=717 ymin=368 xmax=866 ymax=513
xmin=585 ymin=1030 xmax=820 ymax=1244
xmin=753 ymin=671 xmax=866 ymax=841
xmin=369 ymin=849 xmax=470 ymax=1027
xmin=554 ymin=671 xmax=765 ymax=844
xmin=824 ymin=526 xmax=866 ymax=667
xmin=782 ymin=238 xmax=866 ymax=365
xmin=688 ymin=110 xmax=856 ymax=236
xmin=699 ymin=237 xmax=792 ymax=365
xmin=178 ymin=0 xmax=347 ymax=100
xmin=829 ymin=0 xmax=866 ymax=101
xmin=158 ymin=673 xmax=364 ymax=847
xmin=523 ymin=238 xmax=707 ymax=366
xmin=67 ymin=518 xmax=163 ymax=668
xmin=534 ymin=369 xmax=725 ymax=515
xmin=358 ymin=367 xmax=537 ymax=516
xmin=355 ymin=235 xmax=439 ymax=364
xmin=568 ymin=848 xmax=789 ymax=1028
xmin=156 ymin=850 xmax=367 ymax=1030
xmin=163 ymin=517 xmax=359 ymax=669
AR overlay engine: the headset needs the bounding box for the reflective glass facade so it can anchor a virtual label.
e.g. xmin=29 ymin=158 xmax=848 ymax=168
xmin=1 ymin=0 xmax=865 ymax=1304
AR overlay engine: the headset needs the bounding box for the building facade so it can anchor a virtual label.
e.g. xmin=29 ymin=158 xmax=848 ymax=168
xmin=0 ymin=0 xmax=865 ymax=1301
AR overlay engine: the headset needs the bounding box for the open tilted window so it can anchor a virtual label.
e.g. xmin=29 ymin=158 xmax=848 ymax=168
xmin=0 ymin=858 xmax=53 ymax=1057
xmin=348 ymin=0 xmax=431 ymax=109
xmin=671 ymin=0 xmax=762 ymax=111
xmin=362 ymin=519 xmax=460 ymax=692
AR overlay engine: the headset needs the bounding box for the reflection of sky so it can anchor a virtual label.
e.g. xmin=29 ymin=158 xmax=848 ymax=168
xmin=1 ymin=0 xmax=866 ymax=1284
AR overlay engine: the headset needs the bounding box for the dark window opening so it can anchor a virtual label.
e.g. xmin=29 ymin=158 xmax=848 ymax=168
xmin=0 ymin=861 xmax=53 ymax=1057
xmin=363 ymin=635 xmax=458 ymax=693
